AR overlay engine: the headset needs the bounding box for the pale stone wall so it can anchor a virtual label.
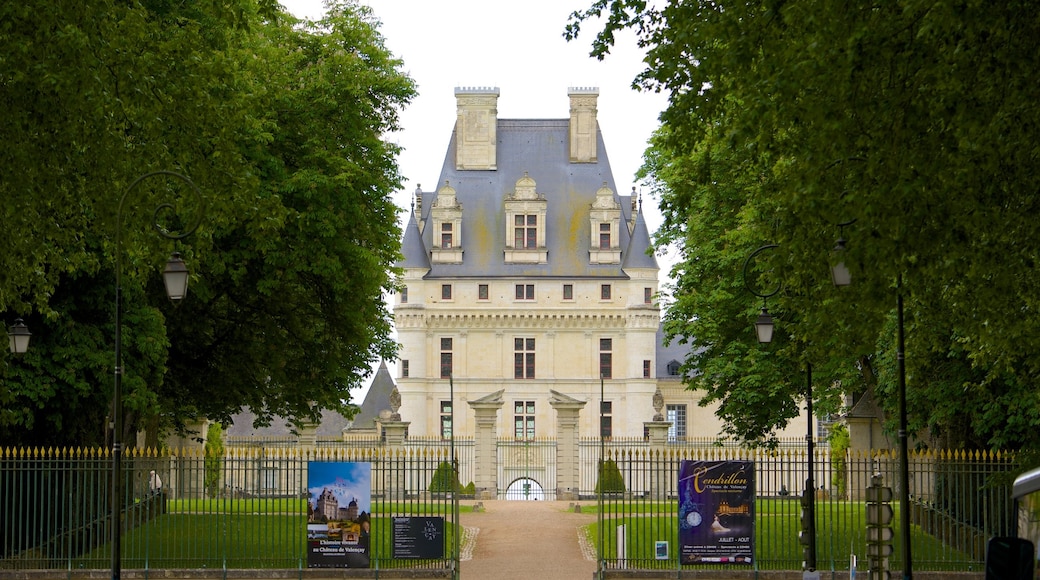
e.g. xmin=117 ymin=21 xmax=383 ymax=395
xmin=394 ymin=274 xmax=663 ymax=439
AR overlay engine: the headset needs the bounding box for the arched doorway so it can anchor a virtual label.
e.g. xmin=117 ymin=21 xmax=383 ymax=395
xmin=504 ymin=477 xmax=545 ymax=500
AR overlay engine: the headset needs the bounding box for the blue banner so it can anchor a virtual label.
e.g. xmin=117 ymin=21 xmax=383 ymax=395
xmin=678 ymin=460 xmax=755 ymax=565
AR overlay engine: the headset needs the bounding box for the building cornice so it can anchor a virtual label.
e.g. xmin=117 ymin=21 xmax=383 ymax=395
xmin=394 ymin=311 xmax=659 ymax=330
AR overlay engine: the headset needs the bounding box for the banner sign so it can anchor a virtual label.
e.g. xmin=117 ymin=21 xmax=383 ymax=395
xmin=678 ymin=460 xmax=755 ymax=565
xmin=307 ymin=462 xmax=372 ymax=568
xmin=392 ymin=516 xmax=445 ymax=559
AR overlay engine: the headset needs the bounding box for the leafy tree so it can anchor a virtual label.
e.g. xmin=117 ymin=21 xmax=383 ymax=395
xmin=0 ymin=0 xmax=414 ymax=446
xmin=568 ymin=0 xmax=1040 ymax=449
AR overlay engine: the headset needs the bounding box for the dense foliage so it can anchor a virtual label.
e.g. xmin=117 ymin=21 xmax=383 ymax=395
xmin=0 ymin=0 xmax=415 ymax=447
xmin=568 ymin=1 xmax=1040 ymax=449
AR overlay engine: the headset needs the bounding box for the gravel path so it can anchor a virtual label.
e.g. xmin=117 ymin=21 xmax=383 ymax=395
xmin=459 ymin=500 xmax=597 ymax=579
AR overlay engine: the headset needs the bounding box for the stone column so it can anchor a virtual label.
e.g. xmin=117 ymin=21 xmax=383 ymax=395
xmin=167 ymin=419 xmax=209 ymax=500
xmin=468 ymin=390 xmax=504 ymax=500
xmin=643 ymin=421 xmax=673 ymax=501
xmin=381 ymin=421 xmax=410 ymax=501
xmin=643 ymin=387 xmax=672 ymax=500
xmin=297 ymin=421 xmax=318 ymax=451
xmin=550 ymin=390 xmax=587 ymax=500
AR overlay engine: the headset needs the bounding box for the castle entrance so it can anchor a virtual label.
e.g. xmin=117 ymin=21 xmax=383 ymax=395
xmin=504 ymin=477 xmax=545 ymax=500
xmin=496 ymin=438 xmax=557 ymax=500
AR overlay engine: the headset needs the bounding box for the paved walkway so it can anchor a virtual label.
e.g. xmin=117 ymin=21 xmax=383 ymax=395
xmin=459 ymin=500 xmax=597 ymax=579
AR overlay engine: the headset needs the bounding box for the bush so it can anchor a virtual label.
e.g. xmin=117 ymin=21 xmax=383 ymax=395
xmin=595 ymin=458 xmax=626 ymax=494
xmin=204 ymin=423 xmax=224 ymax=498
xmin=828 ymin=423 xmax=850 ymax=499
xmin=429 ymin=461 xmax=461 ymax=493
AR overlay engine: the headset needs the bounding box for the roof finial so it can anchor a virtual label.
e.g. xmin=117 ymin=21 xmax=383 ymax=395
xmin=414 ymin=184 xmax=422 ymax=213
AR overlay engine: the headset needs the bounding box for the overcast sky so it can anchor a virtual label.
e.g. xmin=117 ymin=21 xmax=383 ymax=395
xmin=279 ymin=0 xmax=673 ymax=400
xmin=282 ymin=0 xmax=669 ymax=228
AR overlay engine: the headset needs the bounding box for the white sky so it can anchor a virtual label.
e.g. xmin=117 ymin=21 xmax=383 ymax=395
xmin=282 ymin=0 xmax=669 ymax=225
xmin=279 ymin=0 xmax=674 ymax=400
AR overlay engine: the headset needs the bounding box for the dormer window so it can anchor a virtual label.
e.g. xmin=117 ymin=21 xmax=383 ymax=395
xmin=431 ymin=181 xmax=463 ymax=264
xmin=504 ymin=173 xmax=548 ymax=264
xmin=589 ymin=183 xmax=621 ymax=264
xmin=441 ymin=223 xmax=453 ymax=249
xmin=515 ymin=215 xmax=538 ymax=249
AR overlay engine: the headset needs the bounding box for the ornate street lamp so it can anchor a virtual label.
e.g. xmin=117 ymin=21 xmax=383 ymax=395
xmin=111 ymin=171 xmax=203 ymax=580
xmin=8 ymin=318 xmax=30 ymax=354
xmin=162 ymin=252 xmax=190 ymax=301
xmin=742 ymin=244 xmax=780 ymax=344
xmin=742 ymin=243 xmax=818 ymax=572
xmin=830 ymin=220 xmax=856 ymax=287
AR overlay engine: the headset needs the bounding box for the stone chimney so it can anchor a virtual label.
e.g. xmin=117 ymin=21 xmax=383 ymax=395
xmin=454 ymin=86 xmax=499 ymax=170
xmin=568 ymin=87 xmax=599 ymax=163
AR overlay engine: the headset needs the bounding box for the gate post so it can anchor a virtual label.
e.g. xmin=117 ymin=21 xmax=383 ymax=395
xmin=550 ymin=390 xmax=587 ymax=500
xmin=644 ymin=420 xmax=672 ymax=500
xmin=468 ymin=390 xmax=504 ymax=499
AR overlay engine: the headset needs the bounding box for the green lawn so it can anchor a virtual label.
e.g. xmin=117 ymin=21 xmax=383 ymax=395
xmin=71 ymin=499 xmax=462 ymax=570
xmin=586 ymin=499 xmax=982 ymax=572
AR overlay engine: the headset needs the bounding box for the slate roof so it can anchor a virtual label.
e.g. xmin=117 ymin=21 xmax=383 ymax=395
xmin=348 ymin=360 xmax=397 ymax=430
xmin=400 ymin=118 xmax=657 ymax=277
xmin=226 ymin=362 xmax=397 ymax=436
xmin=400 ymin=209 xmax=429 ymax=270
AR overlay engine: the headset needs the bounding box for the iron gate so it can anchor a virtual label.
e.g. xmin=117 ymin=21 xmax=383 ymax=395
xmin=496 ymin=438 xmax=556 ymax=500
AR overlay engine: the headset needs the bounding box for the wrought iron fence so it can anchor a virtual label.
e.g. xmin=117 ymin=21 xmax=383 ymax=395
xmin=0 ymin=441 xmax=1018 ymax=575
xmin=584 ymin=443 xmax=1016 ymax=574
xmin=0 ymin=446 xmax=460 ymax=573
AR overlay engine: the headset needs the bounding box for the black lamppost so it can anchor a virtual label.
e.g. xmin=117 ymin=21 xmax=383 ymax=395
xmin=111 ymin=171 xmax=202 ymax=580
xmin=743 ymin=244 xmax=817 ymax=573
xmin=830 ymin=233 xmax=912 ymax=580
xmin=8 ymin=319 xmax=31 ymax=354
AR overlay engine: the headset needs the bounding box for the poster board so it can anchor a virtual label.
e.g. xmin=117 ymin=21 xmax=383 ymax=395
xmin=392 ymin=516 xmax=445 ymax=559
xmin=307 ymin=462 xmax=372 ymax=568
xmin=678 ymin=460 xmax=755 ymax=565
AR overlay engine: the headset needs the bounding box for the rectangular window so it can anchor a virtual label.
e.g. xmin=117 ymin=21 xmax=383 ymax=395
xmin=514 ymin=401 xmax=535 ymax=439
xmin=440 ymin=401 xmax=453 ymax=439
xmin=478 ymin=284 xmax=489 ymax=300
xmin=563 ymin=284 xmax=573 ymax=300
xmin=515 ymin=284 xmax=534 ymax=300
xmin=440 ymin=338 xmax=452 ymax=379
xmin=514 ymin=338 xmax=535 ymax=379
xmin=643 ymin=359 xmax=651 ymax=378
xmin=667 ymin=404 xmax=688 ymax=441
xmin=599 ymin=338 xmax=612 ymax=379
xmin=442 ymin=284 xmax=452 ymax=300
xmin=402 ymin=360 xmax=409 ymax=378
xmin=601 ymin=284 xmax=611 ymax=300
xmin=441 ymin=222 xmax=453 ymax=248
xmin=599 ymin=223 xmax=611 ymax=249
xmin=401 ymin=286 xmax=408 ymax=304
xmin=514 ymin=214 xmax=537 ymax=249
xmin=600 ymin=401 xmax=613 ymax=438
xmin=644 ymin=287 xmax=653 ymax=304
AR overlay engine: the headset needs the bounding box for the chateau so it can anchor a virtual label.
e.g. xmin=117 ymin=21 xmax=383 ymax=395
xmin=224 ymin=87 xmax=814 ymax=500
xmin=389 ymin=86 xmax=771 ymax=444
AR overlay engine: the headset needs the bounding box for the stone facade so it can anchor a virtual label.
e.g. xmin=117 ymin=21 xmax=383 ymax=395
xmin=392 ymin=87 xmax=813 ymax=446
